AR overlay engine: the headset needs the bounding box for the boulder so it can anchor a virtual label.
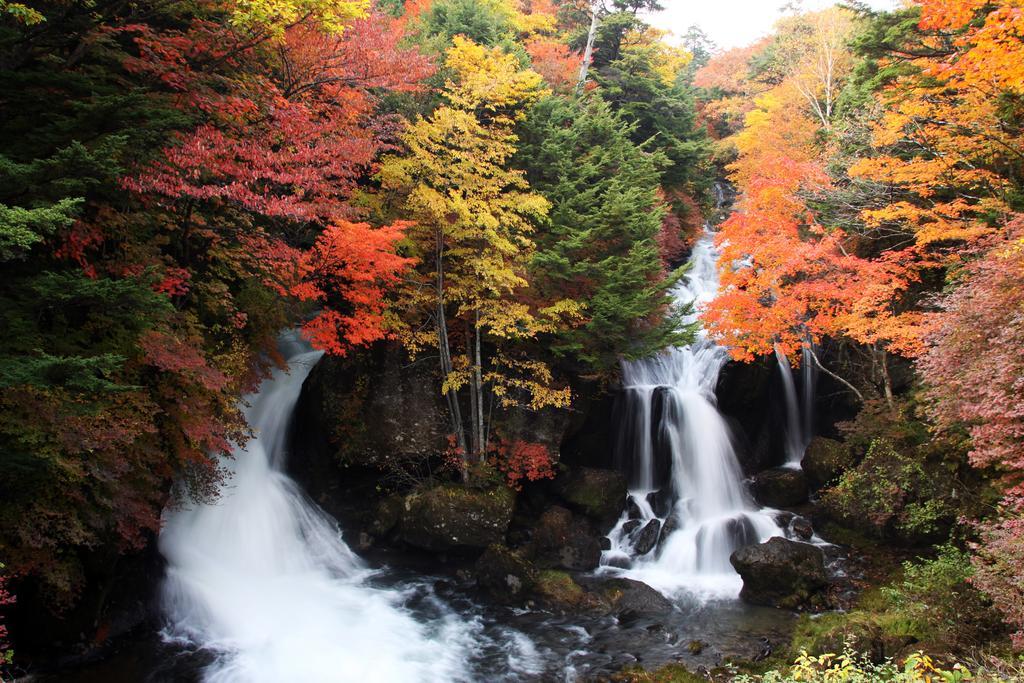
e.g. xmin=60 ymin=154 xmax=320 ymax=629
xmin=631 ymin=519 xmax=661 ymax=556
xmin=645 ymin=489 xmax=674 ymax=518
xmin=399 ymin=484 xmax=515 ymax=552
xmin=529 ymin=506 xmax=602 ymax=571
xmin=534 ymin=570 xmax=602 ymax=611
xmin=790 ymin=516 xmax=814 ymax=541
xmin=751 ymin=467 xmax=808 ymax=508
xmin=552 ymin=467 xmax=627 ymax=524
xmin=475 ymin=545 xmax=539 ymax=600
xmin=801 ymin=437 xmax=855 ymax=489
xmin=580 ymin=577 xmax=674 ymax=621
xmin=626 ymin=497 xmax=643 ymax=520
xmin=730 ymin=537 xmax=828 ymax=609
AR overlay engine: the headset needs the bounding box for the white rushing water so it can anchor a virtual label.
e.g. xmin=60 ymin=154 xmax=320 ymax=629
xmin=774 ymin=340 xmax=818 ymax=467
xmin=159 ymin=334 xmax=475 ymax=683
xmin=600 ymin=228 xmax=784 ymax=599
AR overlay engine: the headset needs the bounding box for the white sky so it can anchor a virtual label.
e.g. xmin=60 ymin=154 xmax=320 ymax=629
xmin=645 ymin=0 xmax=903 ymax=50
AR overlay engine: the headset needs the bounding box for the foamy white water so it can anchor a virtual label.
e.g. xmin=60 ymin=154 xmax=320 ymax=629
xmin=159 ymin=334 xmax=475 ymax=682
xmin=601 ymin=228 xmax=784 ymax=599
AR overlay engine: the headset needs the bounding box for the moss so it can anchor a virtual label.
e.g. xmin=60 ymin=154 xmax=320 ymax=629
xmin=535 ymin=570 xmax=586 ymax=607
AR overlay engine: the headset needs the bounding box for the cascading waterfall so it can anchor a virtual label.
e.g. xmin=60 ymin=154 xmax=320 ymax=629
xmin=600 ymin=227 xmax=785 ymax=599
xmin=159 ymin=334 xmax=475 ymax=683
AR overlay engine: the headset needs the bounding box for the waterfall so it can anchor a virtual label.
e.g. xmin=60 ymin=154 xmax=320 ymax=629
xmin=775 ymin=340 xmax=817 ymax=467
xmin=600 ymin=228 xmax=784 ymax=599
xmin=774 ymin=345 xmax=804 ymax=466
xmin=159 ymin=333 xmax=474 ymax=683
xmin=801 ymin=341 xmax=818 ymax=452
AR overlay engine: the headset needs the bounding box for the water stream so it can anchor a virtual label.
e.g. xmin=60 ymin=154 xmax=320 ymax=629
xmin=159 ymin=334 xmax=476 ymax=682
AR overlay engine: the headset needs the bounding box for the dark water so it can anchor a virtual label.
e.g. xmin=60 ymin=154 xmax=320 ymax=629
xmin=42 ymin=565 xmax=795 ymax=683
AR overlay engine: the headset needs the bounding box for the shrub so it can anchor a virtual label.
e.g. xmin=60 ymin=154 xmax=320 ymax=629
xmin=822 ymin=437 xmax=958 ymax=543
xmin=733 ymin=648 xmax=973 ymax=682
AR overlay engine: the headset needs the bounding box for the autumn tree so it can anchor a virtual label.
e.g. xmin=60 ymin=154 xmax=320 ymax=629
xmin=0 ymin=0 xmax=431 ymax=611
xmin=381 ymin=37 xmax=572 ymax=467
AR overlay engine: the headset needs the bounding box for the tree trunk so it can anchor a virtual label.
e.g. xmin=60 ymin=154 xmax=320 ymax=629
xmin=576 ymin=6 xmax=598 ymax=93
xmin=466 ymin=317 xmax=480 ymax=460
xmin=435 ymin=230 xmax=468 ymax=478
xmin=876 ymin=344 xmax=895 ymax=411
xmin=473 ymin=309 xmax=485 ymax=463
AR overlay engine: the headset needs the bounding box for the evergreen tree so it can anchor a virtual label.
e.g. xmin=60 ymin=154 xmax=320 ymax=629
xmin=516 ymin=95 xmax=694 ymax=371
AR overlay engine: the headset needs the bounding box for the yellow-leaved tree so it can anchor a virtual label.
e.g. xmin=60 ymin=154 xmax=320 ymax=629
xmin=381 ymin=37 xmax=578 ymax=472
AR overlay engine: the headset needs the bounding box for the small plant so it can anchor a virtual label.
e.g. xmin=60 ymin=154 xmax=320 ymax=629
xmin=733 ymin=646 xmax=973 ymax=682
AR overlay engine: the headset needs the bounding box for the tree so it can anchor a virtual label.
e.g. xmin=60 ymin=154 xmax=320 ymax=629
xmin=292 ymin=220 xmax=415 ymax=355
xmin=0 ymin=0 xmax=431 ymax=609
xmin=516 ymin=95 xmax=692 ymax=370
xmin=920 ymin=224 xmax=1024 ymax=504
xmin=381 ymin=37 xmax=571 ymax=467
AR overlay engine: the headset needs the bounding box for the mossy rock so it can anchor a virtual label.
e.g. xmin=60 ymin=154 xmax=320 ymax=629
xmin=399 ymin=484 xmax=515 ymax=551
xmin=552 ymin=466 xmax=627 ymax=524
xmin=534 ymin=570 xmax=599 ymax=610
xmin=730 ymin=537 xmax=828 ymax=609
xmin=474 ymin=544 xmax=538 ymax=601
xmin=801 ymin=436 xmax=855 ymax=489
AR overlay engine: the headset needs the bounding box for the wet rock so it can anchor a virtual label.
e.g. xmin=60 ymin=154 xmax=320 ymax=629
xmin=399 ymin=484 xmax=515 ymax=551
xmin=604 ymin=554 xmax=632 ymax=569
xmin=632 ymin=519 xmax=662 ymax=556
xmin=790 ymin=516 xmax=814 ymax=541
xmin=474 ymin=544 xmax=538 ymax=601
xmin=751 ymin=467 xmax=808 ymax=508
xmin=599 ymin=536 xmax=612 ymax=551
xmin=658 ymin=514 xmax=681 ymax=550
xmin=552 ymin=467 xmax=627 ymax=525
xmin=529 ymin=506 xmax=602 ymax=571
xmin=801 ymin=437 xmax=855 ymax=489
xmin=622 ymin=519 xmax=641 ymax=535
xmin=730 ymin=537 xmax=828 ymax=609
xmin=534 ymin=570 xmax=599 ymax=610
xmin=592 ymin=578 xmax=674 ymax=620
xmin=772 ymin=510 xmax=795 ymax=527
xmin=646 ymin=489 xmax=674 ymax=518
xmin=627 ymin=497 xmax=643 ymax=520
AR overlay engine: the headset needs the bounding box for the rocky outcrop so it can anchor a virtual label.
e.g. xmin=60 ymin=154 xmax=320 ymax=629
xmin=297 ymin=343 xmax=449 ymax=472
xmin=474 ymin=545 xmax=538 ymax=600
xmin=395 ymin=485 xmax=516 ymax=552
xmin=528 ymin=506 xmax=602 ymax=571
xmin=551 ymin=467 xmax=627 ymax=525
xmin=801 ymin=437 xmax=855 ymax=489
xmin=751 ymin=467 xmax=808 ymax=508
xmin=730 ymin=537 xmax=828 ymax=610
